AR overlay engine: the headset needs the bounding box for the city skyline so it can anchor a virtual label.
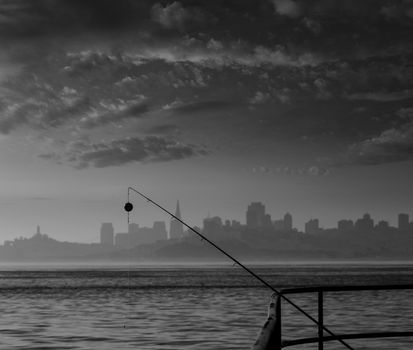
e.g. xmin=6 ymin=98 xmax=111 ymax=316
xmin=7 ymin=201 xmax=413 ymax=246
xmin=2 ymin=202 xmax=413 ymax=262
xmin=0 ymin=1 xmax=412 ymax=244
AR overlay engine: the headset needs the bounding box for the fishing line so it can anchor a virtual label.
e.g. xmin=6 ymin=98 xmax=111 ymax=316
xmin=125 ymin=186 xmax=355 ymax=350
xmin=124 ymin=188 xmax=131 ymax=329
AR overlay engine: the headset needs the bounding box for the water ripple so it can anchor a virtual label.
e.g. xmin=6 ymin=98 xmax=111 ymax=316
xmin=0 ymin=265 xmax=413 ymax=349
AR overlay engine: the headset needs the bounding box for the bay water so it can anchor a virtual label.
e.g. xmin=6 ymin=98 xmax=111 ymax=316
xmin=1 ymin=263 xmax=413 ymax=349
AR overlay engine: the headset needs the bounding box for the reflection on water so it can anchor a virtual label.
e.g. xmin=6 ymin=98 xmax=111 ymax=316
xmin=0 ymin=265 xmax=413 ymax=349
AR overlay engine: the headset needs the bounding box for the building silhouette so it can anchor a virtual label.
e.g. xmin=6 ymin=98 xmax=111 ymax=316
xmin=284 ymin=213 xmax=293 ymax=231
xmin=115 ymin=232 xmax=129 ymax=248
xmin=115 ymin=220 xmax=168 ymax=248
xmin=153 ymin=221 xmax=168 ymax=241
xmin=355 ymin=214 xmax=374 ymax=232
xmin=169 ymin=201 xmax=184 ymax=239
xmin=398 ymin=213 xmax=409 ymax=231
xmin=203 ymin=216 xmax=223 ymax=240
xmin=246 ymin=202 xmax=266 ymax=228
xmin=263 ymin=214 xmax=272 ymax=228
xmin=273 ymin=219 xmax=284 ymax=231
xmin=376 ymin=220 xmax=390 ymax=230
xmin=100 ymin=223 xmax=114 ymax=246
xmin=128 ymin=223 xmax=139 ymax=234
xmin=305 ymin=219 xmax=320 ymax=235
xmin=338 ymin=219 xmax=354 ymax=231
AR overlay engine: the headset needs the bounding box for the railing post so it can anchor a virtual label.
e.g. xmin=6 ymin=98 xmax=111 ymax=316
xmin=274 ymin=294 xmax=282 ymax=349
xmin=318 ymin=290 xmax=323 ymax=350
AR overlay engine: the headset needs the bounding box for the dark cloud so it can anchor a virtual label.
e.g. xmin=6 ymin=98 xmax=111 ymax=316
xmin=345 ymin=122 xmax=413 ymax=165
xmin=1 ymin=0 xmax=413 ymax=170
xmin=166 ymin=100 xmax=236 ymax=114
xmin=0 ymin=50 xmax=155 ymax=133
xmin=272 ymin=0 xmax=302 ymax=18
xmin=343 ymin=90 xmax=413 ymax=102
xmin=343 ymin=107 xmax=413 ymax=165
xmin=151 ymin=1 xmax=205 ymax=31
xmin=283 ymin=0 xmax=413 ymax=19
xmin=0 ymin=100 xmax=35 ymax=134
xmin=0 ymin=0 xmax=411 ymax=48
xmin=61 ymin=136 xmax=205 ymax=168
xmin=381 ymin=2 xmax=413 ymax=21
xmin=79 ymin=100 xmax=149 ymax=129
xmin=0 ymin=0 xmax=150 ymax=37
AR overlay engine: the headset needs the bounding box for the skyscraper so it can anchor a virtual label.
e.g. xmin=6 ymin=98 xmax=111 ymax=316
xmin=284 ymin=212 xmax=293 ymax=231
xmin=355 ymin=214 xmax=374 ymax=232
xmin=305 ymin=219 xmax=319 ymax=235
xmin=153 ymin=221 xmax=168 ymax=241
xmin=169 ymin=201 xmax=184 ymax=239
xmin=128 ymin=223 xmax=139 ymax=234
xmin=203 ymin=216 xmax=223 ymax=234
xmin=398 ymin=213 xmax=409 ymax=231
xmin=246 ymin=202 xmax=266 ymax=228
xmin=377 ymin=220 xmax=390 ymax=230
xmin=338 ymin=219 xmax=354 ymax=231
xmin=100 ymin=223 xmax=114 ymax=246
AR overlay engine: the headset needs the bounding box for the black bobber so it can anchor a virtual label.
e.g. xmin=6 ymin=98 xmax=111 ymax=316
xmin=124 ymin=202 xmax=133 ymax=212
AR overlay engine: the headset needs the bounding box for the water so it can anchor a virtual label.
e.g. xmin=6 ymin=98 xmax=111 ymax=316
xmin=1 ymin=263 xmax=413 ymax=349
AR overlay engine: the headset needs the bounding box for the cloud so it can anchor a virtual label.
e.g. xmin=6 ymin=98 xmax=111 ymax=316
xmin=62 ymin=136 xmax=206 ymax=168
xmin=302 ymin=17 xmax=321 ymax=34
xmin=0 ymin=0 xmax=150 ymax=38
xmin=166 ymin=100 xmax=235 ymax=114
xmin=0 ymin=55 xmax=152 ymax=134
xmin=397 ymin=107 xmax=413 ymax=120
xmin=130 ymin=42 xmax=322 ymax=68
xmin=381 ymin=3 xmax=413 ymax=20
xmin=313 ymin=78 xmax=332 ymax=100
xmin=79 ymin=98 xmax=148 ymax=129
xmin=272 ymin=0 xmax=302 ymax=18
xmin=0 ymin=101 xmax=32 ymax=134
xmin=345 ymin=122 xmax=413 ymax=165
xmin=252 ymin=165 xmax=272 ymax=174
xmin=206 ymin=39 xmax=224 ymax=51
xmin=306 ymin=165 xmax=330 ymax=176
xmin=1 ymin=0 xmax=412 ymax=172
xmin=343 ymin=90 xmax=413 ymax=102
xmin=252 ymin=164 xmax=330 ymax=176
xmin=249 ymin=91 xmax=271 ymax=105
xmin=275 ymin=88 xmax=291 ymax=103
xmin=252 ymin=46 xmax=320 ymax=67
xmin=151 ymin=2 xmax=204 ymax=31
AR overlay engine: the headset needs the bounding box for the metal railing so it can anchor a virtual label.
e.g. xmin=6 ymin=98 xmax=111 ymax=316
xmin=253 ymin=284 xmax=413 ymax=350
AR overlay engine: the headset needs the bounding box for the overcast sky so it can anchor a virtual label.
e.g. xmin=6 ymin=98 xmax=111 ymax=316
xmin=0 ymin=0 xmax=413 ymax=242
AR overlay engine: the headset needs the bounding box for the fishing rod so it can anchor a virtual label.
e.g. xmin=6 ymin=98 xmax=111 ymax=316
xmin=125 ymin=186 xmax=354 ymax=350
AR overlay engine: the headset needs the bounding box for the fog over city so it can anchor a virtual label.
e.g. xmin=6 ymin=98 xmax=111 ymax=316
xmin=0 ymin=0 xmax=412 ymax=246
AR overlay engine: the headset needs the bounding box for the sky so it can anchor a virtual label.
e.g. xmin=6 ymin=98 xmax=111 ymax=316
xmin=0 ymin=0 xmax=413 ymax=243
